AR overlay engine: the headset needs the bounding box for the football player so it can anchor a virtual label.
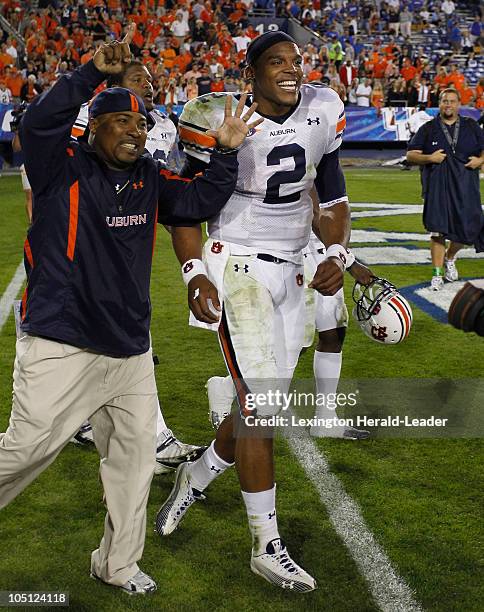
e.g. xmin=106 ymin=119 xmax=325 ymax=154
xmin=207 ymin=188 xmax=374 ymax=438
xmin=72 ymin=59 xmax=180 ymax=170
xmin=156 ymin=32 xmax=355 ymax=592
xmin=70 ymin=56 xmax=202 ymax=474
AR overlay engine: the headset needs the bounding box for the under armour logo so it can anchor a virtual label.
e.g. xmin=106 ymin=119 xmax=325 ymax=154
xmin=371 ymin=325 xmax=388 ymax=340
xmin=234 ymin=264 xmax=249 ymax=273
xmin=307 ymin=117 xmax=320 ymax=125
xmin=281 ymin=581 xmax=295 ymax=590
xmin=211 ymin=241 xmax=224 ymax=254
xmin=133 ymin=181 xmax=144 ymax=190
xmin=210 ymin=466 xmax=222 ymax=473
xmin=432 ymin=141 xmax=438 ymax=145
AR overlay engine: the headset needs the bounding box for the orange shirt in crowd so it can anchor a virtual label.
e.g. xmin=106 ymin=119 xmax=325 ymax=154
xmin=173 ymin=51 xmax=192 ymax=72
xmin=307 ymin=69 xmax=323 ymax=81
xmin=132 ymin=30 xmax=145 ymax=49
xmin=6 ymin=70 xmax=23 ymax=97
xmin=0 ymin=52 xmax=14 ymax=68
xmin=434 ymin=73 xmax=448 ymax=87
xmin=383 ymin=43 xmax=396 ymax=59
xmin=161 ymin=13 xmax=175 ymax=26
xmin=211 ymin=79 xmax=225 ymax=92
xmin=72 ymin=31 xmax=85 ymax=48
xmin=146 ymin=20 xmax=162 ymax=43
xmin=459 ymin=86 xmax=474 ymax=105
xmin=160 ymin=47 xmax=176 ymax=69
xmin=446 ymin=72 xmax=465 ymax=91
xmin=81 ymin=50 xmax=94 ymax=65
xmin=401 ymin=64 xmax=417 ymax=81
xmin=373 ymin=57 xmax=388 ymax=79
xmin=200 ymin=7 xmax=214 ymax=23
xmin=107 ymin=19 xmax=122 ymax=39
xmin=371 ymin=91 xmax=384 ymax=108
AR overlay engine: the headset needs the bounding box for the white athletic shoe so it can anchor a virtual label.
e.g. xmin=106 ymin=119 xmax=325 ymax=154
xmin=444 ymin=258 xmax=458 ymax=282
xmin=430 ymin=275 xmax=444 ymax=291
xmin=206 ymin=376 xmax=233 ymax=429
xmin=251 ymin=538 xmax=317 ymax=593
xmin=155 ymin=430 xmax=206 ymax=475
xmin=155 ymin=462 xmax=205 ymax=535
xmin=70 ymin=423 xmax=94 ymax=446
xmin=91 ymin=569 xmax=157 ymax=595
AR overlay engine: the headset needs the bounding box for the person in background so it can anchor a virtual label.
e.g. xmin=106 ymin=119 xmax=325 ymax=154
xmin=407 ymin=88 xmax=484 ymax=290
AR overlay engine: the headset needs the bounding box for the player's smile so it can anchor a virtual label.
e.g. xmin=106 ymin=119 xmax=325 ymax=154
xmin=277 ymin=80 xmax=298 ymax=92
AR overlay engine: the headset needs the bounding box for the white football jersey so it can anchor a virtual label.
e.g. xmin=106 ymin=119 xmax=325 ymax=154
xmin=304 ymin=232 xmax=326 ymax=256
xmin=179 ymin=86 xmax=345 ymax=256
xmin=72 ymin=105 xmax=178 ymax=167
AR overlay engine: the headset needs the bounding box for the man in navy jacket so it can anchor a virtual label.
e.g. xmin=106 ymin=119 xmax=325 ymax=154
xmin=0 ymin=27 xmax=262 ymax=595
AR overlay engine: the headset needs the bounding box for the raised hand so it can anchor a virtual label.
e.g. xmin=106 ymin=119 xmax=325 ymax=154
xmin=207 ymin=94 xmax=264 ymax=151
xmin=93 ymin=23 xmax=135 ymax=74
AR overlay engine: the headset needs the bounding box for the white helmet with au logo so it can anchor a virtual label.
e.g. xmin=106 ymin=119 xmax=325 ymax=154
xmin=352 ymin=278 xmax=413 ymax=344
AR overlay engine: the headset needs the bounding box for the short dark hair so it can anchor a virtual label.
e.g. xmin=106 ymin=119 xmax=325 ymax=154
xmin=106 ymin=60 xmax=146 ymax=88
xmin=439 ymin=87 xmax=460 ymax=101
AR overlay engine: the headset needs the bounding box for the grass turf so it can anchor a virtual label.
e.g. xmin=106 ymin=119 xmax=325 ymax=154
xmin=0 ymin=169 xmax=482 ymax=611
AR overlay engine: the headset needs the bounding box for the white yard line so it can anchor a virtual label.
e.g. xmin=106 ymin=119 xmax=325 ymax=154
xmin=0 ymin=261 xmax=25 ymax=331
xmin=286 ymin=431 xmax=423 ymax=612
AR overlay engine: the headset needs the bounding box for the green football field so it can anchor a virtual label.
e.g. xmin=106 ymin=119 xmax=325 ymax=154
xmin=0 ymin=169 xmax=482 ymax=611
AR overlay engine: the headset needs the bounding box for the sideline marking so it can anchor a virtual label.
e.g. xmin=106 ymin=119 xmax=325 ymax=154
xmin=0 ymin=261 xmax=24 ymax=331
xmin=286 ymin=431 xmax=423 ymax=612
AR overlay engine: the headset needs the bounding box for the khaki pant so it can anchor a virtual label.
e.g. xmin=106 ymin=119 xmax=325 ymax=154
xmin=0 ymin=335 xmax=158 ymax=586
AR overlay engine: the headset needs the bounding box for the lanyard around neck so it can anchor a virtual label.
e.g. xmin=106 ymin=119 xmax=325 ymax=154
xmin=439 ymin=116 xmax=460 ymax=154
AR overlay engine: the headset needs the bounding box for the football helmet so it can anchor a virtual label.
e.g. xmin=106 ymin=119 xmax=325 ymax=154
xmin=352 ymin=278 xmax=412 ymax=344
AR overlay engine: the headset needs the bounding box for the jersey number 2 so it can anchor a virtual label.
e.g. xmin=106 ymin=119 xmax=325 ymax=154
xmin=263 ymin=144 xmax=306 ymax=204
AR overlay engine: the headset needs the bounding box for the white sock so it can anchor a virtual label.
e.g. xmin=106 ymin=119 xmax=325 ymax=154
xmin=155 ymin=397 xmax=169 ymax=439
xmin=313 ymin=351 xmax=342 ymax=417
xmin=187 ymin=441 xmax=233 ymax=491
xmin=242 ymin=486 xmax=279 ymax=554
xmin=311 ymin=350 xmax=344 ymax=436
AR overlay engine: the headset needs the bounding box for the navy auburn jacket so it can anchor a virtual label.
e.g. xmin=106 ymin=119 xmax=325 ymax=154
xmin=19 ymin=61 xmax=239 ymax=357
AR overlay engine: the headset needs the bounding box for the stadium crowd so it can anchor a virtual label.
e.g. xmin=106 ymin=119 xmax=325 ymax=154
xmin=0 ymin=0 xmax=483 ymax=109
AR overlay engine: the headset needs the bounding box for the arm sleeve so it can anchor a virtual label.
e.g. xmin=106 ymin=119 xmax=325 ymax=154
xmin=157 ymin=150 xmax=238 ymax=226
xmin=313 ymin=148 xmax=348 ymax=208
xmin=179 ymin=152 xmax=210 ymax=178
xmin=19 ymin=61 xmax=105 ymax=193
xmin=325 ymin=95 xmax=346 ymax=155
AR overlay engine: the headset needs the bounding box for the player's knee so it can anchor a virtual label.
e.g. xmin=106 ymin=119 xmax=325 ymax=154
xmin=243 ymin=389 xmax=285 ymax=418
xmin=316 ymin=327 xmax=346 ymax=353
